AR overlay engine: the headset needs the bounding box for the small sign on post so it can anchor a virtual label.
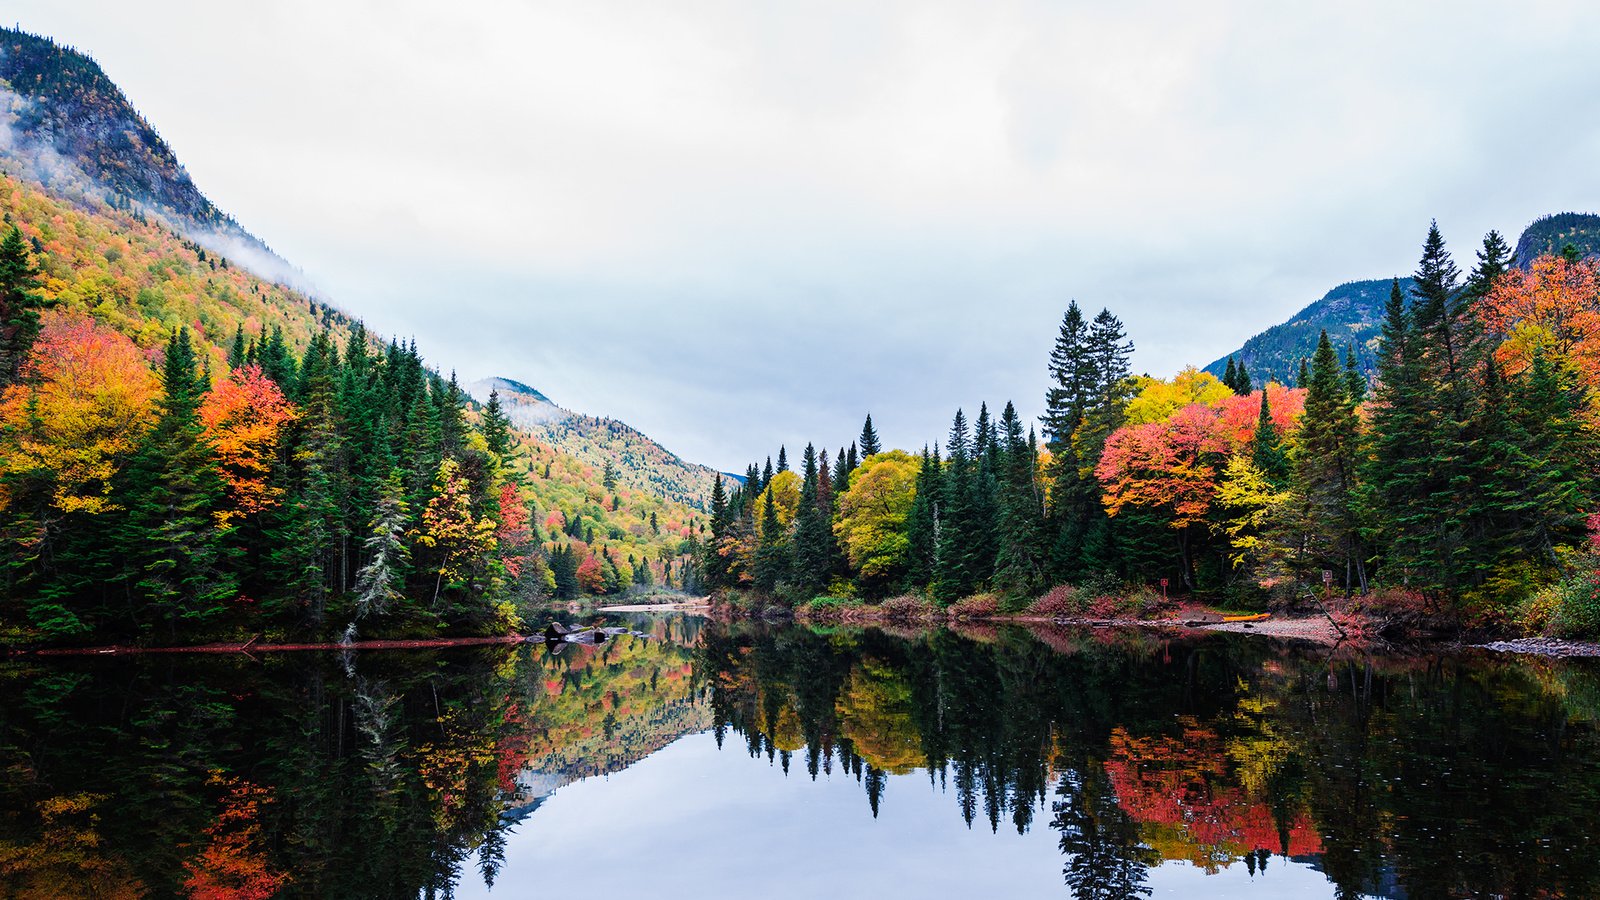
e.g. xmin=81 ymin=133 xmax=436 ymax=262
xmin=1322 ymin=570 xmax=1334 ymax=587
xmin=1160 ymin=577 xmax=1169 ymax=601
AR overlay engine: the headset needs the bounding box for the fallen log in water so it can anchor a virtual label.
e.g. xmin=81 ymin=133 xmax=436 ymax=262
xmin=15 ymin=634 xmax=527 ymax=657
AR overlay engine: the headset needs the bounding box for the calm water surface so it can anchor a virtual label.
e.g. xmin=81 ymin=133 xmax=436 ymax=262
xmin=3 ymin=617 xmax=1598 ymax=899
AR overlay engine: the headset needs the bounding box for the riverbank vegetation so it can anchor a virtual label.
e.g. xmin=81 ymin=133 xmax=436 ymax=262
xmin=706 ymin=223 xmax=1600 ymax=638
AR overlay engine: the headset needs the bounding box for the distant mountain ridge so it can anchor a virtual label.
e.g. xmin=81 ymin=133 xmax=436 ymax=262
xmin=1208 ymin=212 xmax=1600 ymax=386
xmin=470 ymin=377 xmax=720 ymax=510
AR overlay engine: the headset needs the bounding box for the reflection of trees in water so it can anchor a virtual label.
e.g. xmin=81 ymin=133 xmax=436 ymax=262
xmin=700 ymin=621 xmax=1600 ymax=899
xmin=1052 ymin=767 xmax=1156 ymax=900
xmin=0 ymin=648 xmax=536 ymax=898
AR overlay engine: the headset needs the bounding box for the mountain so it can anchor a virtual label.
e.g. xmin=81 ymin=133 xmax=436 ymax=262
xmin=1512 ymin=212 xmax=1600 ymax=267
xmin=1208 ymin=212 xmax=1600 ymax=386
xmin=0 ymin=27 xmax=706 ymax=601
xmin=0 ymin=28 xmax=306 ymax=291
xmin=1204 ymin=278 xmax=1408 ymax=386
xmin=470 ymin=377 xmax=720 ymax=510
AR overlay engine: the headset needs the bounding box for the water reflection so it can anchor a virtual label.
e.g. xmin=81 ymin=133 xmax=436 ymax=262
xmin=1 ymin=619 xmax=1597 ymax=898
xmin=700 ymin=623 xmax=1600 ymax=899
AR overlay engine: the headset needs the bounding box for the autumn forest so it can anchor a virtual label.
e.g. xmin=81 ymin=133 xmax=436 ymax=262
xmin=706 ymin=223 xmax=1600 ymax=639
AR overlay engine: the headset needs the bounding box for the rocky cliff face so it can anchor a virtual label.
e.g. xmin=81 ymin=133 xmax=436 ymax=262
xmin=1512 ymin=212 xmax=1600 ymax=267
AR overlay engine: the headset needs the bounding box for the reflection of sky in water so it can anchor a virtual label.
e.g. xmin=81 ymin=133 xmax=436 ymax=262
xmin=463 ymin=732 xmax=1345 ymax=899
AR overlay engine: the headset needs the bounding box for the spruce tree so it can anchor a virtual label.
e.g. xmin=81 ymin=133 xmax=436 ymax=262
xmin=351 ymin=471 xmax=411 ymax=622
xmin=0 ymin=225 xmax=47 ymax=388
xmin=1042 ymin=300 xmax=1092 ymax=451
xmin=790 ymin=443 xmax=835 ymax=596
xmin=859 ymin=414 xmax=881 ymax=457
xmin=1464 ymin=230 xmax=1513 ymax=303
xmin=482 ymin=389 xmax=514 ymax=459
xmin=902 ymin=446 xmax=942 ymax=592
xmin=1236 ymin=360 xmax=1253 ymax=394
xmin=993 ymin=402 xmax=1045 ymax=599
xmin=1251 ymin=389 xmax=1290 ymax=488
xmin=934 ymin=409 xmax=976 ymax=602
xmin=753 ymin=490 xmax=787 ymax=593
xmin=777 ymin=445 xmax=789 ymax=473
xmin=227 ymin=324 xmax=247 ymax=370
xmin=118 ymin=328 xmax=237 ymax=638
xmin=1291 ymin=331 xmax=1365 ymax=592
xmin=1222 ymin=357 xmax=1239 ymax=393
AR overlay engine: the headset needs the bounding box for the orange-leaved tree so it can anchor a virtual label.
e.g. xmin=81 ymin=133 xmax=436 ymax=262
xmin=1481 ymin=254 xmax=1600 ymax=388
xmin=198 ymin=363 xmax=298 ymax=526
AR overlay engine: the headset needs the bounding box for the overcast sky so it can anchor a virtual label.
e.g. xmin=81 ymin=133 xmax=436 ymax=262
xmin=12 ymin=1 xmax=1600 ymax=470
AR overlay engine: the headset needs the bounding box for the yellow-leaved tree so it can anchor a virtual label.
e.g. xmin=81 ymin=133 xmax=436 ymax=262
xmin=0 ymin=310 xmax=159 ymax=516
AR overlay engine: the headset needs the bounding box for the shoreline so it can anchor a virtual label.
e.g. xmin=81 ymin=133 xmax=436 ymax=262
xmin=9 ymin=633 xmax=529 ymax=658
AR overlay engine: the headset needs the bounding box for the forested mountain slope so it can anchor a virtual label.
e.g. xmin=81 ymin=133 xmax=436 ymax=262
xmin=471 ymin=377 xmax=722 ymax=511
xmin=0 ymin=30 xmax=707 ymax=644
xmin=1203 ymin=278 xmax=1408 ymax=386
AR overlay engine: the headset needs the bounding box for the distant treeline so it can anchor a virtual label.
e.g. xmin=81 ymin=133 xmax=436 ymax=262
xmin=708 ymin=223 xmax=1600 ymax=635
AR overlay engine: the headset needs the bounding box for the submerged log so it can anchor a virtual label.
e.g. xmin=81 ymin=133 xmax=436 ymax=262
xmin=16 ymin=634 xmax=527 ymax=657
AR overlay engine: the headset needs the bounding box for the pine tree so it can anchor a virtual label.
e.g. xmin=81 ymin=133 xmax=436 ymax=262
xmin=118 ymin=328 xmax=237 ymax=638
xmin=602 ymin=459 xmax=617 ymax=490
xmin=1042 ymin=301 xmax=1092 ymax=451
xmin=0 ymin=225 xmax=48 ymax=387
xmin=1236 ymin=360 xmax=1253 ymax=394
xmin=859 ymin=414 xmax=882 ymax=457
xmin=902 ymin=446 xmax=942 ymax=591
xmin=753 ymin=489 xmax=787 ymax=593
xmin=351 ymin=471 xmax=411 ymax=622
xmin=1464 ymin=230 xmax=1513 ymax=303
xmin=1048 ymin=307 xmax=1135 ymax=582
xmin=776 ymin=445 xmax=789 ymax=472
xmin=1222 ymin=357 xmax=1239 ymax=393
xmin=1291 ymin=331 xmax=1365 ymax=592
xmin=482 ymin=389 xmax=514 ymax=459
xmin=1342 ymin=346 xmax=1366 ymax=404
xmin=227 ymin=324 xmax=247 ymax=370
xmin=1412 ymin=219 xmax=1474 ymax=418
xmin=934 ymin=409 xmax=976 ymax=602
xmin=272 ymin=330 xmax=350 ymax=621
xmin=1251 ymin=389 xmax=1291 ymax=488
xmin=993 ymin=402 xmax=1045 ymax=599
xmin=790 ymin=443 xmax=835 ymax=596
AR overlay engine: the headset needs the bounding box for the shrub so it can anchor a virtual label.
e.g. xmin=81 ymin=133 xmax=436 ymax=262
xmin=1552 ymin=573 xmax=1600 ymax=638
xmin=879 ymin=594 xmax=938 ymax=622
xmin=1028 ymin=584 xmax=1084 ymax=617
xmin=948 ymin=593 xmax=1000 ymax=620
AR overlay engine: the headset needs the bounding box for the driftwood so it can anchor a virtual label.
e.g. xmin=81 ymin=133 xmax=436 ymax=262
xmin=15 ymin=634 xmax=527 ymax=657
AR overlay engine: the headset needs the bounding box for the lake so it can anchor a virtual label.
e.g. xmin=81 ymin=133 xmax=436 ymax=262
xmin=3 ymin=616 xmax=1598 ymax=899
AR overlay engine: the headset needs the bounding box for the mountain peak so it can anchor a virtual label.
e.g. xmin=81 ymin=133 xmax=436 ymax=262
xmin=468 ymin=376 xmax=719 ymax=509
xmin=0 ymin=27 xmax=310 ymax=292
xmin=1512 ymin=212 xmax=1600 ymax=267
